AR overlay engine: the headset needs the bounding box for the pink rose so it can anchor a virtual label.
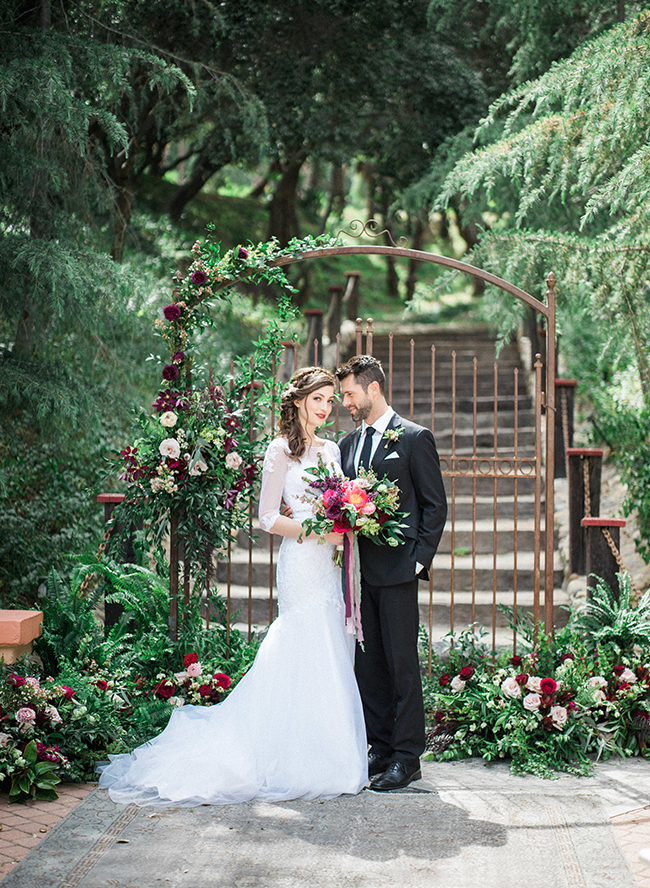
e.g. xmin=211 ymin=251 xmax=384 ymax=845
xmin=619 ymin=668 xmax=637 ymax=684
xmin=189 ymin=459 xmax=208 ymax=476
xmin=187 ymin=662 xmax=202 ymax=678
xmin=588 ymin=676 xmax=607 ymax=688
xmin=360 ymin=501 xmax=376 ymax=515
xmin=550 ymin=705 xmax=568 ymax=727
xmin=501 ymin=677 xmax=522 ymax=699
xmin=225 ymin=452 xmax=243 ymax=470
xmin=159 ymin=438 xmax=181 ymax=459
xmin=523 ymin=693 xmax=542 ymax=711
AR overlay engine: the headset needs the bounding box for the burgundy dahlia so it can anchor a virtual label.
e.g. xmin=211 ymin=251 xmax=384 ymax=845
xmin=163 ymin=303 xmax=182 ymax=321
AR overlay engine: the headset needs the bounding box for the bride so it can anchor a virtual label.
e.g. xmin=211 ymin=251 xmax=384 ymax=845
xmin=98 ymin=367 xmax=368 ymax=806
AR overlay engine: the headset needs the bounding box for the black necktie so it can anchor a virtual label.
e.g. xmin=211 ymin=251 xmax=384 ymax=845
xmin=358 ymin=426 xmax=375 ymax=471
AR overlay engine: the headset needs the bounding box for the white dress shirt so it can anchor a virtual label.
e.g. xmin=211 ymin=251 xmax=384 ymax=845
xmin=353 ymin=407 xmax=394 ymax=473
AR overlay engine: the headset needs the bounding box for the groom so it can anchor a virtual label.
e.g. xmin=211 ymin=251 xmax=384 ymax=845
xmin=337 ymin=355 xmax=447 ymax=791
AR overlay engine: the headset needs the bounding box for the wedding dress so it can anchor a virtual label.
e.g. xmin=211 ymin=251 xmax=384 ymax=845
xmin=98 ymin=437 xmax=368 ymax=806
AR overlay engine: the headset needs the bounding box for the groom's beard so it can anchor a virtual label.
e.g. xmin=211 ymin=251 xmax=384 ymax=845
xmin=347 ymin=394 xmax=373 ymax=423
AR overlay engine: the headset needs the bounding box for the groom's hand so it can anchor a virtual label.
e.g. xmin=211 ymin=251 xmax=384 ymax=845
xmin=280 ymin=500 xmax=294 ymax=519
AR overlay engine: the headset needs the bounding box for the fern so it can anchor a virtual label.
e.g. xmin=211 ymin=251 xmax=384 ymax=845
xmin=573 ymin=573 xmax=650 ymax=655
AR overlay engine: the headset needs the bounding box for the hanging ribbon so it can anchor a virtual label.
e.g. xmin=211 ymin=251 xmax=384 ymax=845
xmin=343 ymin=530 xmax=363 ymax=644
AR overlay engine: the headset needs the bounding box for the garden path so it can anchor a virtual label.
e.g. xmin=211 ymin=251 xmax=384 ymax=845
xmin=2 ymin=760 xmax=650 ymax=887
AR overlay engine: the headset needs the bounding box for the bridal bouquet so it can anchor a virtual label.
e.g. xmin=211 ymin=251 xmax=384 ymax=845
xmin=300 ymin=454 xmax=408 ymax=643
xmin=300 ymin=454 xmax=407 ymax=547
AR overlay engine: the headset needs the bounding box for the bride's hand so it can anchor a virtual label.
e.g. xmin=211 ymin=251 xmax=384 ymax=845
xmin=325 ymin=532 xmax=345 ymax=546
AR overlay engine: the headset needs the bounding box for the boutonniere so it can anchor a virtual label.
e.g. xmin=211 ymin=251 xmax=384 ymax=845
xmin=383 ymin=427 xmax=403 ymax=445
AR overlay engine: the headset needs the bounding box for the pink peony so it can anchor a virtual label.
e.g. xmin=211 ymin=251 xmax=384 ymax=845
xmin=187 ymin=662 xmax=202 ymax=678
xmin=16 ymin=707 xmax=36 ymax=725
xmin=342 ymin=481 xmax=369 ymax=510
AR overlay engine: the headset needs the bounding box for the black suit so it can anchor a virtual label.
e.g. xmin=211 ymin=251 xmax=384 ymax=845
xmin=339 ymin=412 xmax=447 ymax=764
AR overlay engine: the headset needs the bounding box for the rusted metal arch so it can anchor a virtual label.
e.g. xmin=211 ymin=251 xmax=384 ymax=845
xmin=226 ymin=243 xmax=557 ymax=634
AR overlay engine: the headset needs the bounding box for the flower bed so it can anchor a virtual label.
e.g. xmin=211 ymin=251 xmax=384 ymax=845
xmin=423 ymin=627 xmax=650 ymax=778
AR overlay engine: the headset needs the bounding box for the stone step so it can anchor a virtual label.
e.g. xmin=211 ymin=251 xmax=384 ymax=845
xmin=216 ymin=549 xmax=562 ymax=590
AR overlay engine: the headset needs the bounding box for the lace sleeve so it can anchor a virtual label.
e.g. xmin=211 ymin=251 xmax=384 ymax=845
xmin=323 ymin=439 xmax=343 ymax=476
xmin=258 ymin=438 xmax=290 ymax=533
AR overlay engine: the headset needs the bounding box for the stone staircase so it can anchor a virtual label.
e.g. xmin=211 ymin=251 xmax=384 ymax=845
xmin=217 ymin=323 xmax=566 ymax=645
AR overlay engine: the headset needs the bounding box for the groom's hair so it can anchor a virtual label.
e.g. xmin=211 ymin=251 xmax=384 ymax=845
xmin=336 ymin=355 xmax=385 ymax=395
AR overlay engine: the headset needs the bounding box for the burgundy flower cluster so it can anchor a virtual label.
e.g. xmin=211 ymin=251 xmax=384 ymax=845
xmin=152 ymin=388 xmax=191 ymax=414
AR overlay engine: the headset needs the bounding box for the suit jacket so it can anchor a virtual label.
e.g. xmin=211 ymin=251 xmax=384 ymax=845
xmin=339 ymin=413 xmax=447 ymax=587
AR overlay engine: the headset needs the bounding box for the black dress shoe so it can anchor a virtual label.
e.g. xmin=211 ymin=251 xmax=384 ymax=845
xmin=370 ymin=760 xmax=422 ymax=791
xmin=368 ymin=752 xmax=392 ymax=778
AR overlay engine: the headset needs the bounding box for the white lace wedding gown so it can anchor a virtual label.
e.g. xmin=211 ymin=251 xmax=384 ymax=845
xmin=98 ymin=437 xmax=368 ymax=806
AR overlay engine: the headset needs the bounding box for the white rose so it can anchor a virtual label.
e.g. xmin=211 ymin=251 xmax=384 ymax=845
xmin=620 ymin=668 xmax=637 ymax=684
xmin=592 ymin=689 xmax=607 ymax=703
xmin=225 ymin=452 xmax=243 ymax=470
xmin=174 ymin=671 xmax=189 ymax=683
xmin=588 ymin=676 xmax=607 ymax=688
xmin=160 ymin=411 xmax=178 ymax=428
xmin=189 ymin=459 xmax=208 ymax=476
xmin=501 ymin=677 xmax=522 ymax=699
xmin=526 ymin=676 xmax=542 ymax=693
xmin=523 ymin=693 xmax=542 ymax=711
xmin=550 ymin=705 xmax=568 ymax=727
xmin=168 ymin=696 xmax=185 ymax=708
xmin=159 ymin=438 xmax=181 ymax=459
xmin=450 ymin=676 xmax=466 ymax=693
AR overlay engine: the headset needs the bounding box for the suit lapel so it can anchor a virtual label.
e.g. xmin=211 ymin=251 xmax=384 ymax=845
xmin=371 ymin=413 xmax=402 ymax=471
xmin=344 ymin=427 xmax=362 ymax=478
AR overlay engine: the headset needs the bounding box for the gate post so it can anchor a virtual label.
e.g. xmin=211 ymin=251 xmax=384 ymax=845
xmin=304 ymin=309 xmax=323 ymax=366
xmin=555 ymin=379 xmax=577 ymax=478
xmin=581 ymin=517 xmax=626 ymax=598
xmin=567 ymin=448 xmax=603 ymax=575
xmin=544 ymin=273 xmax=557 ymax=634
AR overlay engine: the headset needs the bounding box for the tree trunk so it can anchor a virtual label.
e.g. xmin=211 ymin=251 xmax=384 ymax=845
xmin=318 ymin=163 xmax=347 ymax=235
xmin=405 ymin=215 xmax=425 ymax=303
xmin=267 ymin=152 xmax=306 ymax=246
xmin=166 ymin=154 xmax=226 ymax=223
xmin=452 ymin=195 xmax=487 ymax=297
xmin=110 ymin=177 xmax=135 ymax=263
xmin=381 ymin=200 xmax=400 ymax=301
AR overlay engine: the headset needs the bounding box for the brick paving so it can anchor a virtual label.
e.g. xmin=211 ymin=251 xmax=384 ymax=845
xmin=0 ymin=782 xmax=95 ymax=881
xmin=0 ymin=780 xmax=649 ymax=886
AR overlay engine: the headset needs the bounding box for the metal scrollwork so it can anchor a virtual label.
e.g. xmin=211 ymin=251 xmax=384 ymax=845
xmin=336 ymin=219 xmax=408 ymax=249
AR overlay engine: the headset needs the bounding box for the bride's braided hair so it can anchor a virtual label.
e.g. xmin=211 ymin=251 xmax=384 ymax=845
xmin=278 ymin=366 xmax=336 ymax=459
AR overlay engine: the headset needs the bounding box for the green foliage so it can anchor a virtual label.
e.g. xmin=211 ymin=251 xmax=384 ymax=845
xmin=573 ymin=573 xmax=650 ymax=654
xmin=9 ymin=741 xmax=61 ymax=804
